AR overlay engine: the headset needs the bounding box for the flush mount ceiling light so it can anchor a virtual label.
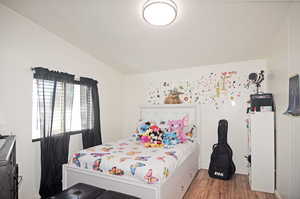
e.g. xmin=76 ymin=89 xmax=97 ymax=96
xmin=143 ymin=0 xmax=177 ymax=26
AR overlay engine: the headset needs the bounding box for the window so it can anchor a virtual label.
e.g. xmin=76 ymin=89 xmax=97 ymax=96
xmin=32 ymin=79 xmax=82 ymax=140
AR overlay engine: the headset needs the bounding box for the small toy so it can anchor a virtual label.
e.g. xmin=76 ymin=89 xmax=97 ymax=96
xmin=163 ymin=132 xmax=179 ymax=146
xmin=144 ymin=169 xmax=159 ymax=184
xmin=130 ymin=162 xmax=146 ymax=175
xmin=109 ymin=166 xmax=124 ymax=176
xmin=186 ymin=125 xmax=196 ymax=142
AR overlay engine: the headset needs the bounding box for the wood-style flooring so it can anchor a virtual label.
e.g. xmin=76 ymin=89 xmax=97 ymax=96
xmin=184 ymin=170 xmax=276 ymax=199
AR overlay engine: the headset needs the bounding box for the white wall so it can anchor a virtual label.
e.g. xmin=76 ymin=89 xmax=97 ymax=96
xmin=121 ymin=59 xmax=266 ymax=174
xmin=267 ymin=4 xmax=300 ymax=199
xmin=0 ymin=4 xmax=123 ymax=199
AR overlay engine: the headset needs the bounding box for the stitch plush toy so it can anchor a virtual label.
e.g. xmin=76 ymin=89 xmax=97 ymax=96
xmin=167 ymin=116 xmax=188 ymax=143
xmin=163 ymin=132 xmax=179 ymax=146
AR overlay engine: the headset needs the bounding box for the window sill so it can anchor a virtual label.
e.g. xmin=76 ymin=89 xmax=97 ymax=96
xmin=32 ymin=130 xmax=83 ymax=142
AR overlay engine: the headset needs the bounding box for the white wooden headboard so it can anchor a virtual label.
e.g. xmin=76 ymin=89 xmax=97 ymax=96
xmin=139 ymin=104 xmax=200 ymax=139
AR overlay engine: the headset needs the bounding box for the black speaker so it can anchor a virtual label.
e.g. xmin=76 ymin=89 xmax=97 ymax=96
xmin=250 ymin=93 xmax=274 ymax=112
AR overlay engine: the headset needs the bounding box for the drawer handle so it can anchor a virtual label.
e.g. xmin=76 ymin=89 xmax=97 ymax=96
xmin=181 ymin=185 xmax=184 ymax=191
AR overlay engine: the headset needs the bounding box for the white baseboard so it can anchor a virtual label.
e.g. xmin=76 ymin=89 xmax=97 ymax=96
xmin=236 ymin=170 xmax=248 ymax=175
xmin=275 ymin=190 xmax=282 ymax=199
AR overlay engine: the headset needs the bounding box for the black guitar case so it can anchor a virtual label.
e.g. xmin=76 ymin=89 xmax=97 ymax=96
xmin=208 ymin=120 xmax=236 ymax=180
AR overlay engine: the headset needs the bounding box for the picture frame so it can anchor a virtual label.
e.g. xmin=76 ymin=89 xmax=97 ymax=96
xmin=284 ymin=74 xmax=300 ymax=116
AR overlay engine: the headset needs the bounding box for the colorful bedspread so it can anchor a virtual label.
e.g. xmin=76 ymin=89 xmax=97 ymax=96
xmin=69 ymin=137 xmax=197 ymax=184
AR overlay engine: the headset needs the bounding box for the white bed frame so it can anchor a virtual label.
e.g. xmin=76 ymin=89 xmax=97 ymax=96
xmin=63 ymin=104 xmax=200 ymax=199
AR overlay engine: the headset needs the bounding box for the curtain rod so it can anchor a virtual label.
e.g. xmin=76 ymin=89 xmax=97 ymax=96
xmin=31 ymin=67 xmax=81 ymax=81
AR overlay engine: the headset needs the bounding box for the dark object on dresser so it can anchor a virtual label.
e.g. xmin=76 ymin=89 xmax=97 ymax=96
xmin=250 ymin=93 xmax=274 ymax=112
xmin=208 ymin=120 xmax=236 ymax=180
xmin=47 ymin=183 xmax=140 ymax=199
xmin=0 ymin=135 xmax=18 ymax=199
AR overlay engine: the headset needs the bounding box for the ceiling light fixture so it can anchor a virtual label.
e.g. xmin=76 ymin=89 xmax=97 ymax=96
xmin=143 ymin=0 xmax=177 ymax=26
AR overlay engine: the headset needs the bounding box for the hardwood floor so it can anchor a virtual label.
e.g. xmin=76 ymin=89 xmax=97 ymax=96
xmin=184 ymin=170 xmax=276 ymax=199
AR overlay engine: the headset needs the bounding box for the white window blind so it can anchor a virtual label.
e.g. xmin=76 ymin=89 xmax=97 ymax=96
xmin=32 ymin=79 xmax=82 ymax=140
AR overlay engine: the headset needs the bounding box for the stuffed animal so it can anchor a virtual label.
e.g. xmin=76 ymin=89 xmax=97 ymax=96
xmin=139 ymin=122 xmax=151 ymax=134
xmin=136 ymin=121 xmax=151 ymax=141
xmin=141 ymin=128 xmax=152 ymax=144
xmin=167 ymin=116 xmax=188 ymax=143
xmin=149 ymin=127 xmax=164 ymax=147
xmin=163 ymin=132 xmax=179 ymax=146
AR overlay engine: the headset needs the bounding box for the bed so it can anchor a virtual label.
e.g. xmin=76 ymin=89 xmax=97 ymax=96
xmin=63 ymin=104 xmax=200 ymax=199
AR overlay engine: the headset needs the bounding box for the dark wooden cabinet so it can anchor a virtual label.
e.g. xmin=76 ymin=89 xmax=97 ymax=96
xmin=0 ymin=135 xmax=18 ymax=199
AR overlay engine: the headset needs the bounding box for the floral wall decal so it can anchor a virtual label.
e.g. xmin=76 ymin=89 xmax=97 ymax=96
xmin=146 ymin=71 xmax=257 ymax=109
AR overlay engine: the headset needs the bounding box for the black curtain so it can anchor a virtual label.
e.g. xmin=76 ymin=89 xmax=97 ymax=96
xmin=80 ymin=77 xmax=102 ymax=149
xmin=33 ymin=67 xmax=74 ymax=198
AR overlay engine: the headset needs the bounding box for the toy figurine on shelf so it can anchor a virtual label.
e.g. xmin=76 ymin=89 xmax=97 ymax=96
xmin=164 ymin=88 xmax=183 ymax=104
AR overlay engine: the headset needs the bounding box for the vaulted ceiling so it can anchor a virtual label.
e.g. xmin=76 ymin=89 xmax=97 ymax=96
xmin=0 ymin=0 xmax=290 ymax=73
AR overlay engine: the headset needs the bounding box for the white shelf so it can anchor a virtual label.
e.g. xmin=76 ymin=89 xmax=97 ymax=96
xmin=247 ymin=112 xmax=275 ymax=193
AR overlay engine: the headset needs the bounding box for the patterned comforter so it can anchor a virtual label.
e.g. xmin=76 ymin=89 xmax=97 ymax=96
xmin=69 ymin=137 xmax=197 ymax=184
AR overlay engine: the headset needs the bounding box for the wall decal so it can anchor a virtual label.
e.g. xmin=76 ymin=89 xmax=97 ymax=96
xmin=146 ymin=71 xmax=257 ymax=109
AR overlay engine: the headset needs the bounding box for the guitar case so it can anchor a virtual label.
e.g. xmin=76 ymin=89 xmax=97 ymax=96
xmin=208 ymin=119 xmax=236 ymax=180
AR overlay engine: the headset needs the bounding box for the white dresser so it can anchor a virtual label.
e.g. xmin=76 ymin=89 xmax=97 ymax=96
xmin=247 ymin=112 xmax=275 ymax=193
